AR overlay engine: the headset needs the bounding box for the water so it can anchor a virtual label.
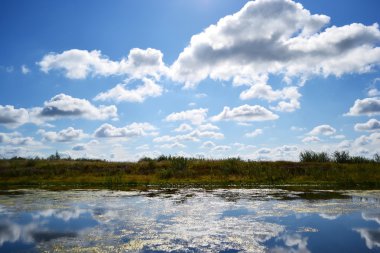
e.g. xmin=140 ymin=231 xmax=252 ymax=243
xmin=0 ymin=188 xmax=379 ymax=252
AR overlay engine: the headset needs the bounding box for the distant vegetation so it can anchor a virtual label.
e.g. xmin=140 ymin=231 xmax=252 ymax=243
xmin=0 ymin=151 xmax=380 ymax=189
xmin=299 ymin=150 xmax=380 ymax=164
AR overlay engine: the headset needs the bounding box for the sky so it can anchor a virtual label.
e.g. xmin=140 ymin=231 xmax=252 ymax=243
xmin=1 ymin=0 xmax=380 ymax=161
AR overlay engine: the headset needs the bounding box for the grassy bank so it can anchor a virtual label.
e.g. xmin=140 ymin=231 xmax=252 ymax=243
xmin=1 ymin=155 xmax=380 ymax=189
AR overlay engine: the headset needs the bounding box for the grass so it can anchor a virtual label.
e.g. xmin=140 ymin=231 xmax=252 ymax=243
xmin=1 ymin=151 xmax=380 ymax=189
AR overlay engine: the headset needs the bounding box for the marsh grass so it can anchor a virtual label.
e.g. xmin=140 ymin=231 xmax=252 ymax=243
xmin=0 ymin=152 xmax=379 ymax=188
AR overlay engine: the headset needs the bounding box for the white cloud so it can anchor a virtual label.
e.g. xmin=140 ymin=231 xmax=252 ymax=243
xmin=21 ymin=65 xmax=30 ymax=74
xmin=308 ymin=124 xmax=336 ymax=136
xmin=346 ymin=97 xmax=380 ymax=116
xmin=233 ymin=142 xmax=256 ymax=151
xmin=174 ymin=123 xmax=193 ymax=132
xmin=257 ymin=148 xmax=271 ymax=154
xmin=212 ymin=145 xmax=231 ymax=152
xmin=38 ymin=127 xmax=87 ymax=142
xmin=276 ymin=145 xmax=298 ymax=152
xmin=158 ymin=142 xmax=186 ymax=149
xmin=94 ymin=122 xmax=157 ymax=138
xmin=200 ymin=141 xmax=216 ymax=149
xmin=245 ymin=129 xmax=263 ymax=138
xmin=136 ymin=144 xmax=150 ymax=150
xmin=241 ymin=84 xmax=301 ymax=112
xmin=94 ymin=78 xmax=163 ymax=103
xmin=0 ymin=105 xmax=29 ymax=128
xmin=302 ymin=136 xmax=321 ymax=143
xmin=368 ymin=88 xmax=380 ymax=97
xmin=153 ymin=129 xmax=224 ymax=143
xmin=0 ymin=94 xmax=117 ymax=129
xmin=38 ymin=93 xmax=118 ymax=121
xmin=354 ymin=228 xmax=380 ymax=250
xmin=170 ymin=0 xmax=380 ymax=117
xmin=197 ymin=123 xmax=219 ymax=131
xmin=0 ymin=132 xmax=37 ymax=146
xmin=195 ymin=93 xmax=207 ymax=99
xmin=38 ymin=48 xmax=168 ymax=80
xmin=72 ymin=144 xmax=87 ymax=151
xmin=211 ymin=104 xmax=278 ymax=122
xmin=165 ymin=108 xmax=208 ymax=125
xmin=331 ymin=134 xmax=346 ymax=139
xmin=354 ymin=118 xmax=380 ymax=132
xmin=291 ymin=126 xmax=305 ymax=131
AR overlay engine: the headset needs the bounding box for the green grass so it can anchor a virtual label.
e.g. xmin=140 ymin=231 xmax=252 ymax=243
xmin=1 ymin=154 xmax=380 ymax=189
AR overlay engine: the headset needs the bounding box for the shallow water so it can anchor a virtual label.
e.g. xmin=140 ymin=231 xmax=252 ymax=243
xmin=0 ymin=188 xmax=379 ymax=252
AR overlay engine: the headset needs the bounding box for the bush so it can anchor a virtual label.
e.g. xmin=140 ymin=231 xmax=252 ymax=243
xmin=299 ymin=151 xmax=331 ymax=163
xmin=333 ymin=151 xmax=350 ymax=163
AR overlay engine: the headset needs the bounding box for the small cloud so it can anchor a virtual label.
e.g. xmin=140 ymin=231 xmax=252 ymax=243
xmin=245 ymin=129 xmax=263 ymax=138
xmin=174 ymin=123 xmax=193 ymax=132
xmin=38 ymin=127 xmax=88 ymax=142
xmin=308 ymin=124 xmax=336 ymax=136
xmin=94 ymin=78 xmax=163 ymax=103
xmin=302 ymin=136 xmax=321 ymax=143
xmin=136 ymin=144 xmax=150 ymax=150
xmin=212 ymin=145 xmax=231 ymax=151
xmin=346 ymin=97 xmax=380 ymax=116
xmin=355 ymin=118 xmax=380 ymax=132
xmin=200 ymin=141 xmax=216 ymax=149
xmin=21 ymin=65 xmax=30 ymax=74
xmin=72 ymin=144 xmax=86 ymax=151
xmin=291 ymin=126 xmax=306 ymax=131
xmin=165 ymin=108 xmax=208 ymax=125
xmin=158 ymin=142 xmax=186 ymax=149
xmin=211 ymin=104 xmax=278 ymax=122
xmin=5 ymin=66 xmax=14 ymax=73
xmin=331 ymin=134 xmax=346 ymax=139
xmin=94 ymin=122 xmax=157 ymax=138
xmin=195 ymin=93 xmax=207 ymax=99
xmin=368 ymin=88 xmax=380 ymax=97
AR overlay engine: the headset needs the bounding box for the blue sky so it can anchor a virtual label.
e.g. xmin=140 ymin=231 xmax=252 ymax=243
xmin=1 ymin=0 xmax=380 ymax=161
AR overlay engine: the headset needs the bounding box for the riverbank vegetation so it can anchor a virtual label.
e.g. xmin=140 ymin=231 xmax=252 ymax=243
xmin=0 ymin=151 xmax=380 ymax=189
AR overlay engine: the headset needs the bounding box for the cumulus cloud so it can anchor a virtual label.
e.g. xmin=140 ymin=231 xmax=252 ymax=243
xmin=94 ymin=78 xmax=163 ymax=103
xmin=0 ymin=94 xmax=117 ymax=129
xmin=308 ymin=124 xmax=336 ymax=136
xmin=211 ymin=104 xmax=278 ymax=122
xmin=38 ymin=127 xmax=87 ymax=142
xmin=94 ymin=122 xmax=157 ymax=138
xmin=346 ymin=97 xmax=380 ymax=116
xmin=355 ymin=119 xmax=380 ymax=132
xmin=257 ymin=148 xmax=271 ymax=154
xmin=171 ymin=0 xmax=380 ymax=90
xmin=170 ymin=0 xmax=380 ymax=115
xmin=39 ymin=93 xmax=117 ymax=120
xmin=165 ymin=108 xmax=208 ymax=125
xmin=245 ymin=129 xmax=263 ymax=138
xmin=72 ymin=144 xmax=87 ymax=151
xmin=212 ymin=145 xmax=231 ymax=152
xmin=0 ymin=132 xmax=37 ymax=146
xmin=302 ymin=136 xmax=321 ymax=143
xmin=153 ymin=129 xmax=224 ymax=143
xmin=241 ymin=84 xmax=301 ymax=112
xmin=197 ymin=123 xmax=219 ymax=131
xmin=200 ymin=141 xmax=216 ymax=149
xmin=174 ymin=123 xmax=193 ymax=132
xmin=0 ymin=105 xmax=29 ymax=128
xmin=38 ymin=48 xmax=168 ymax=80
xmin=158 ymin=142 xmax=186 ymax=149
xmin=368 ymin=88 xmax=380 ymax=97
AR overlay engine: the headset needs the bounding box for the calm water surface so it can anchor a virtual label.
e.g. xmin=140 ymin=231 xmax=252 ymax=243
xmin=0 ymin=188 xmax=379 ymax=252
